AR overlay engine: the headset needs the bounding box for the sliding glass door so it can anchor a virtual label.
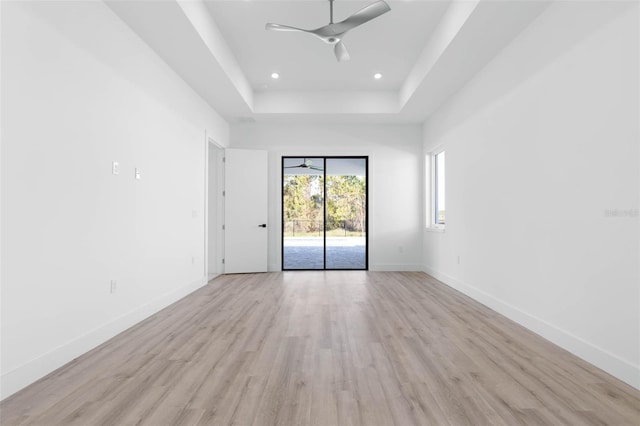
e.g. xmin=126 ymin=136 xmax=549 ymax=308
xmin=282 ymin=157 xmax=368 ymax=270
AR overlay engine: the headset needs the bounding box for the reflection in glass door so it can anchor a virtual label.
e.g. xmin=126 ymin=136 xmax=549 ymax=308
xmin=282 ymin=157 xmax=367 ymax=270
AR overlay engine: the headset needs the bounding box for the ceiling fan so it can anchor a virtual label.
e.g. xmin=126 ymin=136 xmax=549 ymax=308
xmin=266 ymin=0 xmax=391 ymax=62
xmin=284 ymin=158 xmax=324 ymax=171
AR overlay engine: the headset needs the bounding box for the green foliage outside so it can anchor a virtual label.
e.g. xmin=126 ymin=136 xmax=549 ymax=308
xmin=283 ymin=174 xmax=366 ymax=237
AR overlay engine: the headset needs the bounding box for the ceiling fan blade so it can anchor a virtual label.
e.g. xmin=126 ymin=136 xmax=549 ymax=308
xmin=266 ymin=0 xmax=391 ymax=61
xmin=266 ymin=23 xmax=309 ymax=33
xmin=334 ymin=41 xmax=350 ymax=62
xmin=332 ymin=0 xmax=391 ymax=34
xmin=309 ymin=166 xmax=325 ymax=171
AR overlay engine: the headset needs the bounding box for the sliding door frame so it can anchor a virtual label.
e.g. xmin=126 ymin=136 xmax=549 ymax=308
xmin=281 ymin=156 xmax=369 ymax=271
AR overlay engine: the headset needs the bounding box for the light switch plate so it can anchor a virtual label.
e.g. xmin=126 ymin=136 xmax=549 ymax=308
xmin=135 ymin=168 xmax=141 ymax=180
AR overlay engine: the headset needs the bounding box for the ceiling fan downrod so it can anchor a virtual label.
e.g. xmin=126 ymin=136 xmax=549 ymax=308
xmin=329 ymin=0 xmax=334 ymax=24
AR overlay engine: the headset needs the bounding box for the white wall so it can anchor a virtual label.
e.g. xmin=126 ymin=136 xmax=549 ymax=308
xmin=423 ymin=1 xmax=639 ymax=388
xmin=1 ymin=1 xmax=228 ymax=399
xmin=231 ymin=123 xmax=423 ymax=272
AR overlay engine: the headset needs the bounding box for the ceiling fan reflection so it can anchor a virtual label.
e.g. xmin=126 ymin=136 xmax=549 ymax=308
xmin=284 ymin=158 xmax=324 ymax=171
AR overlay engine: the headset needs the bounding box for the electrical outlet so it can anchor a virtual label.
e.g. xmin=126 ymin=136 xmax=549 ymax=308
xmin=112 ymin=162 xmax=119 ymax=175
xmin=135 ymin=168 xmax=141 ymax=180
xmin=110 ymin=280 xmax=117 ymax=294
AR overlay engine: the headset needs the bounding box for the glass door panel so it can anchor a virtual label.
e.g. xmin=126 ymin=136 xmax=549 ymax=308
xmin=325 ymin=158 xmax=367 ymax=269
xmin=282 ymin=157 xmax=325 ymax=269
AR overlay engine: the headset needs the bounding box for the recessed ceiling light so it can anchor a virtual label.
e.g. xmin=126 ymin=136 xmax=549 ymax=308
xmin=271 ymin=72 xmax=280 ymax=79
xmin=374 ymin=73 xmax=382 ymax=80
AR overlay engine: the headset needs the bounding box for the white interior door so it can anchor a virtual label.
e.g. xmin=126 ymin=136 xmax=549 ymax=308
xmin=207 ymin=141 xmax=225 ymax=279
xmin=224 ymin=148 xmax=268 ymax=273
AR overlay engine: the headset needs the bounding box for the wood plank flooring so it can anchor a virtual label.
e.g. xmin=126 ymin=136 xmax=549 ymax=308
xmin=1 ymin=272 xmax=639 ymax=425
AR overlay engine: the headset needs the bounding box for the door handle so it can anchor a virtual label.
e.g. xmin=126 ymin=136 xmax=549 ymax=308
xmin=258 ymin=224 xmax=267 ymax=228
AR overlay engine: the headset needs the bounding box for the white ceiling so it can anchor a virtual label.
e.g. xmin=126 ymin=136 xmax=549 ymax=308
xmin=107 ymin=0 xmax=551 ymax=124
xmin=205 ymin=1 xmax=450 ymax=91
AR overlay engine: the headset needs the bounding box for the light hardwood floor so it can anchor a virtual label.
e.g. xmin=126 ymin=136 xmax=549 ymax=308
xmin=1 ymin=272 xmax=639 ymax=425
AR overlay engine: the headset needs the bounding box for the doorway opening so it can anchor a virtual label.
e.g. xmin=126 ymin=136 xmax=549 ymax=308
xmin=282 ymin=156 xmax=368 ymax=270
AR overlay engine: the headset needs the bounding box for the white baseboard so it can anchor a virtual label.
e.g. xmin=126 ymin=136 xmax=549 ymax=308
xmin=1 ymin=276 xmax=208 ymax=400
xmin=370 ymin=263 xmax=424 ymax=272
xmin=422 ymin=266 xmax=640 ymax=390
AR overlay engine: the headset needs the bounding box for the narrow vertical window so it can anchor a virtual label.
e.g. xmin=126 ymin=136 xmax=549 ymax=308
xmin=434 ymin=151 xmax=445 ymax=226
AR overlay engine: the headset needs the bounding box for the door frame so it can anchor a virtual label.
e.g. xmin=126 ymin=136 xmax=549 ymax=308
xmin=204 ymin=136 xmax=225 ymax=280
xmin=281 ymin=155 xmax=369 ymax=271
